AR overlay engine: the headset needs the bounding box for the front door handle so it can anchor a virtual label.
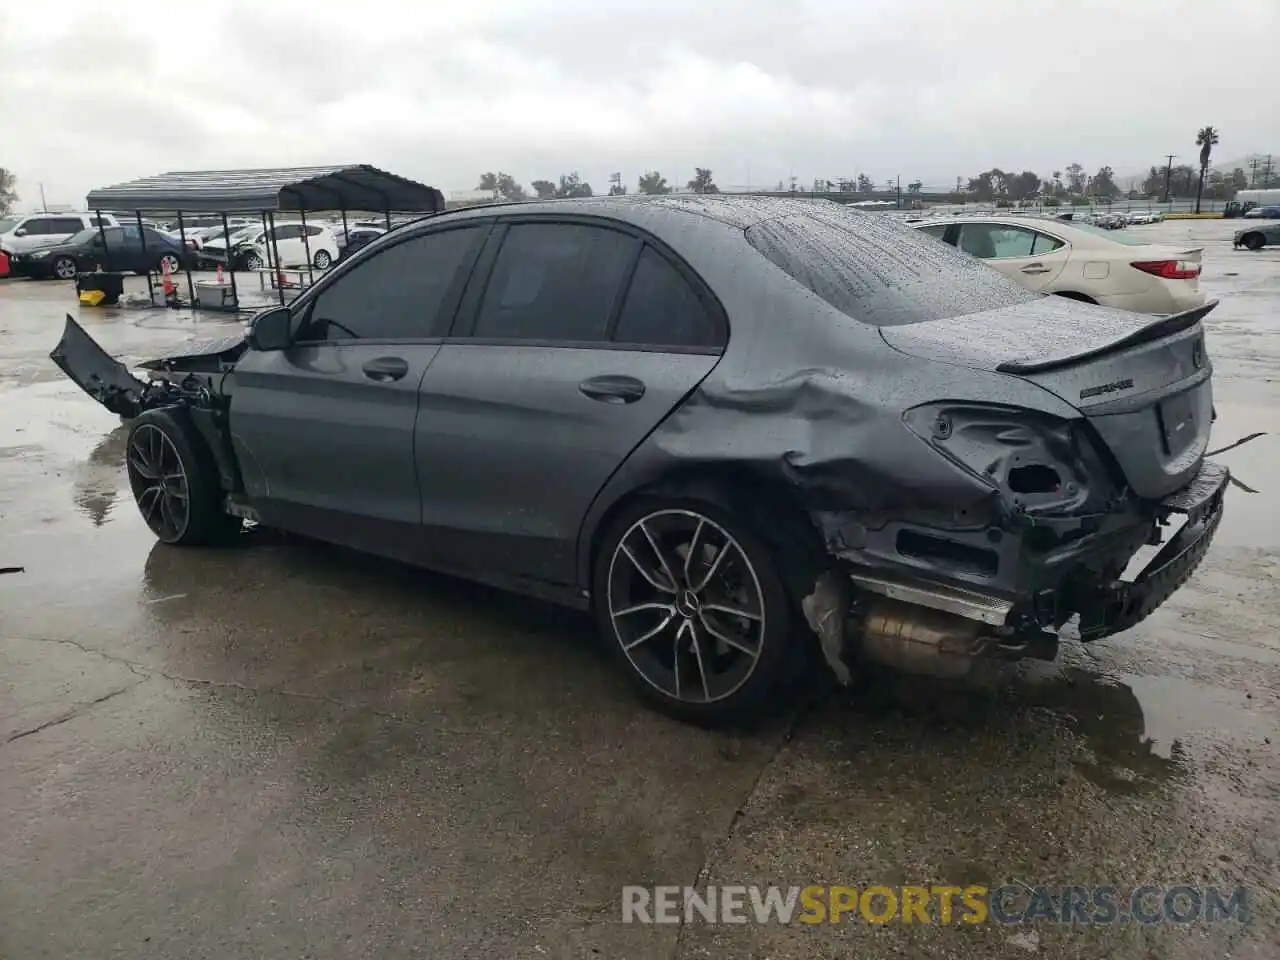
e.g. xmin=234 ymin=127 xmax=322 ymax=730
xmin=362 ymin=356 xmax=409 ymax=382
xmin=579 ymin=374 xmax=646 ymax=404
xmin=1021 ymin=262 xmax=1052 ymax=275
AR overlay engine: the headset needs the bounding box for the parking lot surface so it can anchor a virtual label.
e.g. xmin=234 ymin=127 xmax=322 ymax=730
xmin=1 ymin=221 xmax=1277 ymax=959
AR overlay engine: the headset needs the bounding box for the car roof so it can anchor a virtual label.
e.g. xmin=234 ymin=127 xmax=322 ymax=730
xmin=422 ymin=194 xmax=852 ymax=232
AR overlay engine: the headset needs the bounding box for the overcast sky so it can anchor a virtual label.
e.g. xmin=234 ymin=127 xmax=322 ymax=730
xmin=2 ymin=0 xmax=1276 ymax=208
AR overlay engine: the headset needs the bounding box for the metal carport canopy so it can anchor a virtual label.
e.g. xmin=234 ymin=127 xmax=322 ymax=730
xmin=85 ymin=164 xmax=446 ymax=215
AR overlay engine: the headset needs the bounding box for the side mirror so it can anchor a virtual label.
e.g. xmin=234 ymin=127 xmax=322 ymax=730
xmin=13 ymin=228 xmax=27 ymax=237
xmin=248 ymin=307 xmax=293 ymax=352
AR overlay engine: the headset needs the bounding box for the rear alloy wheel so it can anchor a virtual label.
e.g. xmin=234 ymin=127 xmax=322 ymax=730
xmin=313 ymin=249 xmax=332 ymax=269
xmin=596 ymin=502 xmax=794 ymax=723
xmin=126 ymin=409 xmax=241 ymax=546
xmin=244 ymin=252 xmax=264 ymax=271
xmin=157 ymin=252 xmax=181 ymax=275
xmin=1243 ymin=233 xmax=1265 ymax=251
xmin=53 ymin=256 xmax=77 ymax=280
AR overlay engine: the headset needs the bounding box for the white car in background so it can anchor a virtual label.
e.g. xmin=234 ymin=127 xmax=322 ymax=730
xmin=248 ymin=223 xmax=340 ymax=270
xmin=0 ymin=212 xmax=120 ymax=255
xmin=913 ymin=215 xmax=1205 ymax=314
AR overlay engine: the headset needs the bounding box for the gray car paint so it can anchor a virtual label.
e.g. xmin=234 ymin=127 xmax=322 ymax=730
xmin=51 ymin=195 xmax=1222 ymax=631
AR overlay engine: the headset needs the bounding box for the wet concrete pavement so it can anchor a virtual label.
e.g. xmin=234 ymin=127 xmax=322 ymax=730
xmin=1 ymin=223 xmax=1277 ymax=959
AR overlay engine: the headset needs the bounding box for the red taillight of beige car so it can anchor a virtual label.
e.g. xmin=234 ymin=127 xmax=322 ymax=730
xmin=1130 ymin=259 xmax=1201 ymax=280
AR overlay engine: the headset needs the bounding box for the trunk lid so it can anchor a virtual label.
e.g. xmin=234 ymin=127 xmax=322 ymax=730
xmin=880 ymin=297 xmax=1217 ymax=500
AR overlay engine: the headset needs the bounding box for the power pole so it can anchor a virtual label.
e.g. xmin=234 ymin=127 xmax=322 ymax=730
xmin=1162 ymin=154 xmax=1176 ymax=204
xmin=1264 ymin=156 xmax=1275 ymax=188
xmin=1250 ymin=157 xmax=1259 ymax=186
xmin=896 ymin=175 xmax=902 ymax=209
xmin=38 ymin=183 xmax=48 ymax=213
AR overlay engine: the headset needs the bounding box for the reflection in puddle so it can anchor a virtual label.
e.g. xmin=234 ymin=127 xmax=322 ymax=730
xmin=71 ymin=424 xmax=129 ymax=526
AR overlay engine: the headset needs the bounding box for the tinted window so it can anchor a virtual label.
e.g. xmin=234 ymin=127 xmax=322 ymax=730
xmin=274 ymin=224 xmax=303 ymax=240
xmin=303 ymin=226 xmax=482 ymax=341
xmin=305 ymin=225 xmax=324 ymax=236
xmin=916 ymin=224 xmax=949 ymax=240
xmin=472 ymin=223 xmax=636 ymax=342
xmin=745 ymin=206 xmax=1035 ymax=327
xmin=613 ymin=246 xmax=722 ymax=348
xmin=46 ymin=218 xmax=86 ymax=234
xmin=20 ymin=219 xmax=53 ymax=235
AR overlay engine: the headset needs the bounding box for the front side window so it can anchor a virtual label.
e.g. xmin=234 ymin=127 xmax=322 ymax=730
xmin=612 ymin=246 xmax=723 ymax=349
xmin=20 ymin=219 xmax=52 ymax=235
xmin=915 ymin=224 xmax=949 ymax=240
xmin=301 ymin=226 xmax=484 ymax=342
xmin=471 ymin=223 xmax=637 ymax=342
xmin=47 ymin=218 xmax=88 ymax=234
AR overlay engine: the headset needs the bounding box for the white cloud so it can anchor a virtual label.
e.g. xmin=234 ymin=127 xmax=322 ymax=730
xmin=1 ymin=0 xmax=1276 ymax=209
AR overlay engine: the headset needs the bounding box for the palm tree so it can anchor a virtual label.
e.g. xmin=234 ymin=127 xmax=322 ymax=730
xmin=1194 ymin=126 xmax=1219 ymax=213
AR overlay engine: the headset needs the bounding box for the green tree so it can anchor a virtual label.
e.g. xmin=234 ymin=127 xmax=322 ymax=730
xmin=1194 ymin=125 xmax=1219 ymax=213
xmin=554 ymin=172 xmax=593 ymax=198
xmin=1051 ymin=170 xmax=1063 ymax=196
xmin=1008 ymin=170 xmax=1041 ymax=201
xmin=477 ymin=172 xmax=527 ymax=202
xmin=1064 ymin=163 xmax=1086 ymax=194
xmin=907 ymin=180 xmax=923 ymax=193
xmin=856 ymin=173 xmax=874 ymax=194
xmin=1091 ymin=166 xmax=1118 ymax=197
xmin=1231 ymin=167 xmax=1248 ymax=193
xmin=0 ymin=168 xmax=16 ymax=215
xmin=687 ymin=168 xmax=719 ymax=194
xmin=637 ymin=171 xmax=672 ymax=195
xmin=530 ymin=179 xmax=557 ymax=199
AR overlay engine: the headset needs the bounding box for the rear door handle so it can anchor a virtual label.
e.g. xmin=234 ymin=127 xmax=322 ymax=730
xmin=579 ymin=374 xmax=646 ymax=404
xmin=362 ymin=356 xmax=409 ymax=382
xmin=1021 ymin=262 xmax=1052 ymax=275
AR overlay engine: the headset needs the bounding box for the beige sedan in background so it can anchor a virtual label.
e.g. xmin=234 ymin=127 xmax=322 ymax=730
xmin=913 ymin=215 xmax=1206 ymax=314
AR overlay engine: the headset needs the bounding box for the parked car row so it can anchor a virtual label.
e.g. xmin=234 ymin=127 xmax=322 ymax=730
xmin=5 ymin=224 xmax=190 ymax=280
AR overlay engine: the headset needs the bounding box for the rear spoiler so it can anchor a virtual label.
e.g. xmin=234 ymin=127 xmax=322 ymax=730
xmin=996 ymin=300 xmax=1218 ymax=375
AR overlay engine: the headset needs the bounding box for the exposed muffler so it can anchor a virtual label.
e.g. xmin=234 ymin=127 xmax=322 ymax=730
xmin=857 ymin=597 xmax=985 ymax=678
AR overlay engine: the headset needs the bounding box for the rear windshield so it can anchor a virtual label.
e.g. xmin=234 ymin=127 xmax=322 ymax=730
xmin=745 ymin=205 xmax=1037 ymax=326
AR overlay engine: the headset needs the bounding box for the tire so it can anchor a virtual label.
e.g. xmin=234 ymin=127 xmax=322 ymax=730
xmin=157 ymin=252 xmax=181 ymax=275
xmin=1054 ymin=291 xmax=1097 ymax=304
xmin=125 ymin=408 xmax=241 ymax=546
xmin=593 ymin=496 xmax=796 ymax=724
xmin=244 ymin=252 xmax=264 ymax=271
xmin=52 ymin=256 xmax=77 ymax=281
xmin=1243 ymin=233 xmax=1265 ymax=251
xmin=313 ymin=249 xmax=332 ymax=269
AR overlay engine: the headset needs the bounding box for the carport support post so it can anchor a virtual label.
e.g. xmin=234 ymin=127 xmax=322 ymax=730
xmin=268 ymin=212 xmax=285 ymax=306
xmin=384 ymin=208 xmax=391 ymax=230
xmin=135 ymin=212 xmax=154 ymax=302
xmin=341 ymin=209 xmax=350 ymax=249
xmin=94 ymin=210 xmax=111 ymax=272
xmin=300 ymin=209 xmax=314 ymax=286
xmin=175 ymin=212 xmax=197 ymax=305
xmin=220 ymin=213 xmax=239 ymax=308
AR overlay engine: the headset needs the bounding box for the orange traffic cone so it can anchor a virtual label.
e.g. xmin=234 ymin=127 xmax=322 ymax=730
xmin=216 ymin=263 xmax=225 ymax=285
xmin=161 ymin=257 xmax=176 ymax=299
xmin=276 ymin=255 xmax=287 ymax=289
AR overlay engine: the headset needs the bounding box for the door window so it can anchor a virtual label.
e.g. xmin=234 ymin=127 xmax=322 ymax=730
xmin=1031 ymin=232 xmax=1065 ymax=254
xmin=957 ymin=223 xmax=1040 ymax=259
xmin=273 ymin=224 xmax=303 ymax=240
xmin=300 ymin=226 xmax=484 ymax=342
xmin=471 ymin=223 xmax=637 ymax=342
xmin=19 ymin=219 xmax=52 ymax=235
xmin=46 ymin=217 xmax=87 ymax=234
xmin=916 ymin=224 xmax=949 ymax=240
xmin=612 ymin=246 xmax=724 ymax=349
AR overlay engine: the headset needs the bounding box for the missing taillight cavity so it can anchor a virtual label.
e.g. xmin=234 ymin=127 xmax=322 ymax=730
xmin=1131 ymin=259 xmax=1201 ymax=280
xmin=1008 ymin=464 xmax=1061 ymax=494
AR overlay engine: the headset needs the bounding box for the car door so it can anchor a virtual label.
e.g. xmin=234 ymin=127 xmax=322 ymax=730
xmin=268 ymin=224 xmax=304 ymax=265
xmin=954 ymin=222 xmax=1069 ymax=291
xmin=414 ymin=219 xmax=725 ymax=590
xmin=229 ymin=223 xmax=490 ymax=561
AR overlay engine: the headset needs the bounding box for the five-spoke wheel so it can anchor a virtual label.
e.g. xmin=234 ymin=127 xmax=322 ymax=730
xmin=127 ymin=423 xmax=191 ymax=541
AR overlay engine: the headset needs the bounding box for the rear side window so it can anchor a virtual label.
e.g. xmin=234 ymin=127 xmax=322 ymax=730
xmin=472 ymin=223 xmax=637 ymax=342
xmin=745 ymin=206 xmax=1036 ymax=326
xmin=916 ymin=224 xmax=949 ymax=240
xmin=46 ymin=217 xmax=87 ymax=234
xmin=302 ymin=226 xmax=483 ymax=341
xmin=612 ymin=246 xmax=723 ymax=349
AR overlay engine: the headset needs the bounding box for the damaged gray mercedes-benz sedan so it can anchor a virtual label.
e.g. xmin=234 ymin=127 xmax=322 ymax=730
xmin=52 ymin=196 xmax=1228 ymax=722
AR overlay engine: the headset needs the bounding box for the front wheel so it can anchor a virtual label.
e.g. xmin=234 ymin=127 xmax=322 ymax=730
xmin=157 ymin=252 xmax=182 ymax=275
xmin=593 ymin=499 xmax=796 ymax=724
xmin=52 ymin=255 xmax=77 ymax=280
xmin=244 ymin=252 xmax=264 ymax=271
xmin=1243 ymin=233 xmax=1266 ymax=251
xmin=125 ymin=408 xmax=241 ymax=546
xmin=312 ymin=249 xmax=332 ymax=269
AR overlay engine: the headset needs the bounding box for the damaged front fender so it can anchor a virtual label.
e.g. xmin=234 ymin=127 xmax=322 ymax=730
xmin=49 ymin=315 xmax=151 ymax=418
